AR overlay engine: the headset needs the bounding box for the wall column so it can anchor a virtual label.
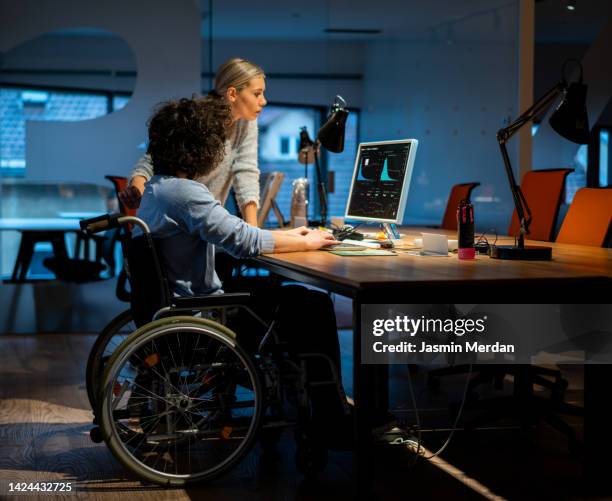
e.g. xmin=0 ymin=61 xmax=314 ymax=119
xmin=518 ymin=0 xmax=535 ymax=180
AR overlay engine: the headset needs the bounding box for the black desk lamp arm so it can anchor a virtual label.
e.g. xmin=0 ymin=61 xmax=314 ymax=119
xmin=313 ymin=144 xmax=328 ymax=226
xmin=496 ymin=81 xmax=566 ymax=246
xmin=498 ymin=82 xmax=566 ymax=142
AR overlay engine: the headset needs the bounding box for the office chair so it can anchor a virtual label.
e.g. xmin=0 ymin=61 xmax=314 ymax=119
xmin=103 ymin=175 xmax=136 ymax=300
xmin=556 ymin=187 xmax=612 ymax=247
xmin=68 ymin=174 xmax=134 ymax=279
xmin=441 ymin=182 xmax=480 ymax=230
xmin=43 ymin=230 xmax=116 ymax=283
xmin=430 ymin=169 xmax=574 ymax=388
xmin=508 ymin=168 xmax=574 ymax=241
xmin=41 ymin=177 xmax=132 ymax=283
xmin=105 ymin=175 xmax=138 ymax=217
xmin=74 ymin=175 xmax=135 ymax=257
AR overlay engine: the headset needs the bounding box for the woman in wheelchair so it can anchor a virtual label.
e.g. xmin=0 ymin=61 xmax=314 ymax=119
xmin=86 ymin=96 xmax=351 ymax=486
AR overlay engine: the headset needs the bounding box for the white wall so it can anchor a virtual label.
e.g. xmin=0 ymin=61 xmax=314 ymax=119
xmin=206 ymin=40 xmax=364 ymax=108
xmin=0 ymin=0 xmax=201 ymax=183
xmin=1 ymin=33 xmax=138 ymax=93
xmin=361 ymin=36 xmax=520 ymax=231
xmin=2 ymin=37 xmax=365 ymax=109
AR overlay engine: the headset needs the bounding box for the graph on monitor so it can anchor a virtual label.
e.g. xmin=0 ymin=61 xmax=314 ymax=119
xmin=345 ymin=139 xmax=418 ymax=224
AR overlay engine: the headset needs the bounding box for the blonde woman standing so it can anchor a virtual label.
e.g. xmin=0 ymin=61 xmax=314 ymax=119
xmin=120 ymin=57 xmax=267 ymax=226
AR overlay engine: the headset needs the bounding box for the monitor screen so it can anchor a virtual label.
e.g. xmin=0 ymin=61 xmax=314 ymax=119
xmin=344 ymin=139 xmax=418 ymax=224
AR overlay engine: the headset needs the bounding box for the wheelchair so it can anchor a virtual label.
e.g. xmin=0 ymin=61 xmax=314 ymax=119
xmin=81 ymin=213 xmax=348 ymax=486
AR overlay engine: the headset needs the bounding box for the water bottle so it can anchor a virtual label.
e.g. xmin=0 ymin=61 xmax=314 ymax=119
xmin=457 ymin=199 xmax=475 ymax=259
xmin=290 ymin=177 xmax=309 ymax=228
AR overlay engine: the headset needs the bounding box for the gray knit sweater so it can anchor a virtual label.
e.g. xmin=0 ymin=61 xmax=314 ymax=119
xmin=131 ymin=118 xmax=260 ymax=209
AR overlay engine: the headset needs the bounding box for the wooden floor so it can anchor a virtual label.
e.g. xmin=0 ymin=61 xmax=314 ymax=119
xmin=0 ymin=330 xmax=589 ymax=500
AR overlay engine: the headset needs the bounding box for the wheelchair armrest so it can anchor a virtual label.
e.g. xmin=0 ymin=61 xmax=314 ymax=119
xmin=80 ymin=213 xmax=122 ymax=234
xmin=172 ymin=292 xmax=251 ymax=309
xmin=154 ymin=292 xmax=268 ymax=333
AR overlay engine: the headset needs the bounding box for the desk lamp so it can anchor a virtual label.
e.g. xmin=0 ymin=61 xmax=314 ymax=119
xmin=298 ymin=95 xmax=349 ymax=226
xmin=491 ymin=59 xmax=590 ymax=260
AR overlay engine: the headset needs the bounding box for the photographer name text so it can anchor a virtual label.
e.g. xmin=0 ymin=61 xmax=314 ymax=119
xmin=370 ymin=315 xmax=515 ymax=354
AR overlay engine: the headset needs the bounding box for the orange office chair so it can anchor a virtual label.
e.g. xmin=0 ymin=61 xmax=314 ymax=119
xmin=556 ymin=187 xmax=612 ymax=247
xmin=105 ymin=175 xmax=138 ymax=217
xmin=441 ymin=182 xmax=480 ymax=230
xmin=45 ymin=177 xmax=131 ymax=283
xmin=507 ymin=168 xmax=573 ymax=242
xmin=104 ymin=175 xmax=136 ymax=301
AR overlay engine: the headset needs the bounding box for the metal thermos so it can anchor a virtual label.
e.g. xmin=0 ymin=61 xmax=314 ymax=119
xmin=457 ymin=199 xmax=475 ymax=259
xmin=290 ymin=177 xmax=309 ymax=227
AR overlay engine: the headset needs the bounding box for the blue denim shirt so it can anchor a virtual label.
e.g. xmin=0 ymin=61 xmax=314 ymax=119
xmin=135 ymin=175 xmax=274 ymax=296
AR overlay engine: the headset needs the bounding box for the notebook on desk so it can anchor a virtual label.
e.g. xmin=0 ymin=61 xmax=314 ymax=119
xmin=321 ymin=242 xmax=368 ymax=251
xmin=330 ymin=249 xmax=397 ymax=256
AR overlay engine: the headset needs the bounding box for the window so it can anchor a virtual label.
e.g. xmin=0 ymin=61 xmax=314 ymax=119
xmin=565 ymin=144 xmax=587 ymax=204
xmin=600 ymin=129 xmax=609 ymax=187
xmin=280 ymin=136 xmax=290 ymax=155
xmin=113 ymin=94 xmax=130 ymax=111
xmin=257 ymin=104 xmax=360 ymax=226
xmin=1 ymin=86 xmax=129 ymax=176
xmin=258 ymin=105 xmax=318 ymax=224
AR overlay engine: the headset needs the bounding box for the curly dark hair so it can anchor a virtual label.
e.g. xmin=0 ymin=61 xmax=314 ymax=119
xmin=147 ymin=96 xmax=232 ymax=179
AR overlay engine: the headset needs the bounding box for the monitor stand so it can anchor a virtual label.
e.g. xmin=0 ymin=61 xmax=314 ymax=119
xmin=381 ymin=223 xmax=401 ymax=240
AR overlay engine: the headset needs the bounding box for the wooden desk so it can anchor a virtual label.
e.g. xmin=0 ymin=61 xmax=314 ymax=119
xmin=256 ymin=229 xmax=611 ymax=291
xmin=254 ymin=228 xmax=612 ymax=496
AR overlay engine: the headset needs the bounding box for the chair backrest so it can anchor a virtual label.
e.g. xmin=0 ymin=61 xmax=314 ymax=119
xmin=105 ymin=175 xmax=138 ymax=217
xmin=507 ymin=168 xmax=573 ymax=242
xmin=556 ymin=187 xmax=612 ymax=247
xmin=441 ymin=182 xmax=480 ymax=230
xmin=124 ymin=234 xmax=171 ymax=326
xmin=257 ymin=171 xmax=285 ymax=228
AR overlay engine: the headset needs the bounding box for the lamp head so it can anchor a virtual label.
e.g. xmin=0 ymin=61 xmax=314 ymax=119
xmin=297 ymin=126 xmax=317 ymax=165
xmin=317 ymin=95 xmax=349 ymax=153
xmin=298 ymin=126 xmax=314 ymax=150
xmin=549 ymin=61 xmax=590 ymax=144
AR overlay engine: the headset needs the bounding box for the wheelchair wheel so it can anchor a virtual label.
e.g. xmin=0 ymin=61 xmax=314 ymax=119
xmin=86 ymin=309 xmax=136 ymax=412
xmin=99 ymin=316 xmax=263 ymax=486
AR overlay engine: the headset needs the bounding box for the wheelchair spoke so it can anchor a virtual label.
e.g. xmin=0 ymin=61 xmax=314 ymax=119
xmin=127 ymin=346 xmax=187 ymax=398
xmin=184 ymin=327 xmax=203 ymax=393
xmin=117 ymin=378 xmax=171 ymax=407
xmin=102 ymin=324 xmax=262 ymax=483
xmin=150 ymin=338 xmax=186 ymax=397
xmin=176 ymin=331 xmax=186 ymax=390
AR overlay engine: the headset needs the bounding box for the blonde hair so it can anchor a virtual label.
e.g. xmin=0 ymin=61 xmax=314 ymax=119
xmin=213 ymin=58 xmax=265 ymax=96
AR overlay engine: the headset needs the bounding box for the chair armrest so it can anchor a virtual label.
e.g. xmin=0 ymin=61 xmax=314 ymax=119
xmin=172 ymin=292 xmax=251 ymax=309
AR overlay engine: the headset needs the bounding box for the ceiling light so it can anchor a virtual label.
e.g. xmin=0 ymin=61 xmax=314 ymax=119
xmin=566 ymin=0 xmax=576 ymax=11
xmin=324 ymin=28 xmax=381 ymax=34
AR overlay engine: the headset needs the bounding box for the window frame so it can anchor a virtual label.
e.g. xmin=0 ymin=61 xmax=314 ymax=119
xmin=1 ymin=82 xmax=131 ymax=177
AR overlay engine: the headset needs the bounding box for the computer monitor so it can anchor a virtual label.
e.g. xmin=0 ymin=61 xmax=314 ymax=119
xmin=344 ymin=139 xmax=418 ymax=225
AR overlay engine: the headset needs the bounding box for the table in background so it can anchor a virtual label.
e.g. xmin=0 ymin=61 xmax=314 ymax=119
xmin=0 ymin=217 xmax=101 ymax=283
